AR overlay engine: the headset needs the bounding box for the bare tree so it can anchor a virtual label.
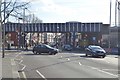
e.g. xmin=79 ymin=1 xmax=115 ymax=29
xmin=26 ymin=13 xmax=42 ymax=23
xmin=1 ymin=0 xmax=30 ymax=58
xmin=1 ymin=0 xmax=30 ymax=24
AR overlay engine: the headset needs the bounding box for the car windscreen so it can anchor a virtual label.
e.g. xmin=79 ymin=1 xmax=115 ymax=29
xmin=45 ymin=45 xmax=55 ymax=49
xmin=90 ymin=46 xmax=103 ymax=50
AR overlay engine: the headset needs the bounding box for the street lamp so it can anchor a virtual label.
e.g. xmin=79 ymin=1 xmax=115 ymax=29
xmin=23 ymin=8 xmax=27 ymax=49
xmin=118 ymin=1 xmax=120 ymax=26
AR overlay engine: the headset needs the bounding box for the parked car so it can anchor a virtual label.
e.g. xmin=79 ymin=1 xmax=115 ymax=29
xmin=85 ymin=45 xmax=106 ymax=58
xmin=62 ymin=44 xmax=73 ymax=51
xmin=32 ymin=44 xmax=59 ymax=55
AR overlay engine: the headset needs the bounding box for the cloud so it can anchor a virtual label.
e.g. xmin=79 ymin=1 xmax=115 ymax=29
xmin=40 ymin=0 xmax=77 ymax=16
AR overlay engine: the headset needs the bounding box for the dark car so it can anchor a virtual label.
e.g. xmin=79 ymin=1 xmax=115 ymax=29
xmin=85 ymin=45 xmax=106 ymax=58
xmin=32 ymin=44 xmax=59 ymax=55
xmin=62 ymin=44 xmax=73 ymax=51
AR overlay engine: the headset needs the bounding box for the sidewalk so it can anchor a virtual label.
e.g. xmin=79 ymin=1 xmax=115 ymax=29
xmin=2 ymin=51 xmax=20 ymax=79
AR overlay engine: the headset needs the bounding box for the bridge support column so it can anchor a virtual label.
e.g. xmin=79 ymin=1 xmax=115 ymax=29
xmin=72 ymin=32 xmax=76 ymax=47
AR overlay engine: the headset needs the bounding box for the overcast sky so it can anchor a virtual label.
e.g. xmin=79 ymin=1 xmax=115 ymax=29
xmin=20 ymin=0 xmax=119 ymax=26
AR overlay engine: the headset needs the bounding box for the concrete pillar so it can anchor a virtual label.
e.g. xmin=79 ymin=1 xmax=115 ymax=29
xmin=72 ymin=32 xmax=76 ymax=47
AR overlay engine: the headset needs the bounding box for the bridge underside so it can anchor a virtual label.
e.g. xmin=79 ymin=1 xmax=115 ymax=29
xmin=4 ymin=22 xmax=103 ymax=50
xmin=5 ymin=22 xmax=102 ymax=33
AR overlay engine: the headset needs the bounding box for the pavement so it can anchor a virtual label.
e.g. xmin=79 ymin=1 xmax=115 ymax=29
xmin=2 ymin=50 xmax=21 ymax=79
xmin=1 ymin=49 xmax=119 ymax=79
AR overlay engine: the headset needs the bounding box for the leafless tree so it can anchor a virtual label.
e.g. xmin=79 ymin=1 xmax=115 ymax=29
xmin=1 ymin=0 xmax=30 ymax=24
xmin=25 ymin=13 xmax=42 ymax=23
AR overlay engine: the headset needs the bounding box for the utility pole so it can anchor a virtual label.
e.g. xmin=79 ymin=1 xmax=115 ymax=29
xmin=22 ymin=8 xmax=27 ymax=49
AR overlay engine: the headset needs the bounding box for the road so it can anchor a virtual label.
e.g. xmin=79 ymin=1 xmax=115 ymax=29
xmin=10 ymin=51 xmax=118 ymax=79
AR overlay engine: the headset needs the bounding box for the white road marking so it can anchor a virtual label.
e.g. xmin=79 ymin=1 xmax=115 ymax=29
xmin=5 ymin=54 xmax=9 ymax=55
xmin=61 ymin=56 xmax=62 ymax=58
xmin=97 ymin=69 xmax=118 ymax=77
xmin=19 ymin=60 xmax=23 ymax=64
xmin=74 ymin=54 xmax=85 ymax=56
xmin=11 ymin=59 xmax=20 ymax=78
xmin=15 ymin=53 xmax=20 ymax=58
xmin=87 ymin=66 xmax=118 ymax=77
xmin=36 ymin=70 xmax=47 ymax=80
xmin=22 ymin=71 xmax=27 ymax=80
xmin=67 ymin=58 xmax=70 ymax=61
xmin=102 ymin=69 xmax=119 ymax=71
xmin=105 ymin=61 xmax=110 ymax=63
xmin=11 ymin=59 xmax=16 ymax=66
xmin=21 ymin=65 xmax=26 ymax=71
xmin=79 ymin=62 xmax=82 ymax=65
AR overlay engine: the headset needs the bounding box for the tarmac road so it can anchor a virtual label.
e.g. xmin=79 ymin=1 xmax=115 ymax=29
xmin=15 ymin=51 xmax=119 ymax=79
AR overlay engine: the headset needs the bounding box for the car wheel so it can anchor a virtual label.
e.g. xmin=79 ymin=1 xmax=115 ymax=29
xmin=33 ymin=51 xmax=37 ymax=54
xmin=85 ymin=53 xmax=88 ymax=56
xmin=53 ymin=52 xmax=57 ymax=55
xmin=39 ymin=52 xmax=41 ymax=54
xmin=49 ymin=52 xmax=52 ymax=55
xmin=102 ymin=55 xmax=105 ymax=58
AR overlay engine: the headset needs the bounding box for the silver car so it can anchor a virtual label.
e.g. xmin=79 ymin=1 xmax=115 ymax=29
xmin=85 ymin=45 xmax=106 ymax=58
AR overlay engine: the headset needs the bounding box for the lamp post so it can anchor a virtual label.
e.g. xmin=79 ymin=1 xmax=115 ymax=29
xmin=115 ymin=0 xmax=117 ymax=27
xmin=0 ymin=0 xmax=2 ymax=58
xmin=2 ymin=1 xmax=6 ymax=58
xmin=115 ymin=0 xmax=120 ymax=27
xmin=108 ymin=0 xmax=112 ymax=49
xmin=23 ymin=8 xmax=27 ymax=49
xmin=118 ymin=1 xmax=120 ymax=27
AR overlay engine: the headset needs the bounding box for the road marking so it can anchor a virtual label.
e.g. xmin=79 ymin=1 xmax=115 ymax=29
xmin=15 ymin=53 xmax=20 ymax=58
xmin=5 ymin=54 xmax=9 ymax=55
xmin=22 ymin=71 xmax=27 ymax=80
xmin=97 ymin=69 xmax=118 ymax=77
xmin=67 ymin=58 xmax=70 ymax=61
xmin=21 ymin=65 xmax=26 ymax=71
xmin=87 ymin=66 xmax=118 ymax=77
xmin=11 ymin=59 xmax=16 ymax=66
xmin=36 ymin=70 xmax=47 ymax=80
xmin=74 ymin=54 xmax=85 ymax=56
xmin=79 ymin=62 xmax=82 ymax=65
xmin=61 ymin=56 xmax=62 ymax=58
xmin=11 ymin=59 xmax=20 ymax=78
xmin=19 ymin=60 xmax=23 ymax=64
xmin=105 ymin=61 xmax=110 ymax=63
xmin=102 ymin=69 xmax=119 ymax=71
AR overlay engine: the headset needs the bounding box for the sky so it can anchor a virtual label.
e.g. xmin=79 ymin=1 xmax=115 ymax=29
xmin=20 ymin=0 xmax=119 ymax=26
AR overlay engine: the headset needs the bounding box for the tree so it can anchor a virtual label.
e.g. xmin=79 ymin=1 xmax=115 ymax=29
xmin=25 ymin=13 xmax=42 ymax=23
xmin=1 ymin=0 xmax=30 ymax=24
xmin=1 ymin=0 xmax=30 ymax=58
